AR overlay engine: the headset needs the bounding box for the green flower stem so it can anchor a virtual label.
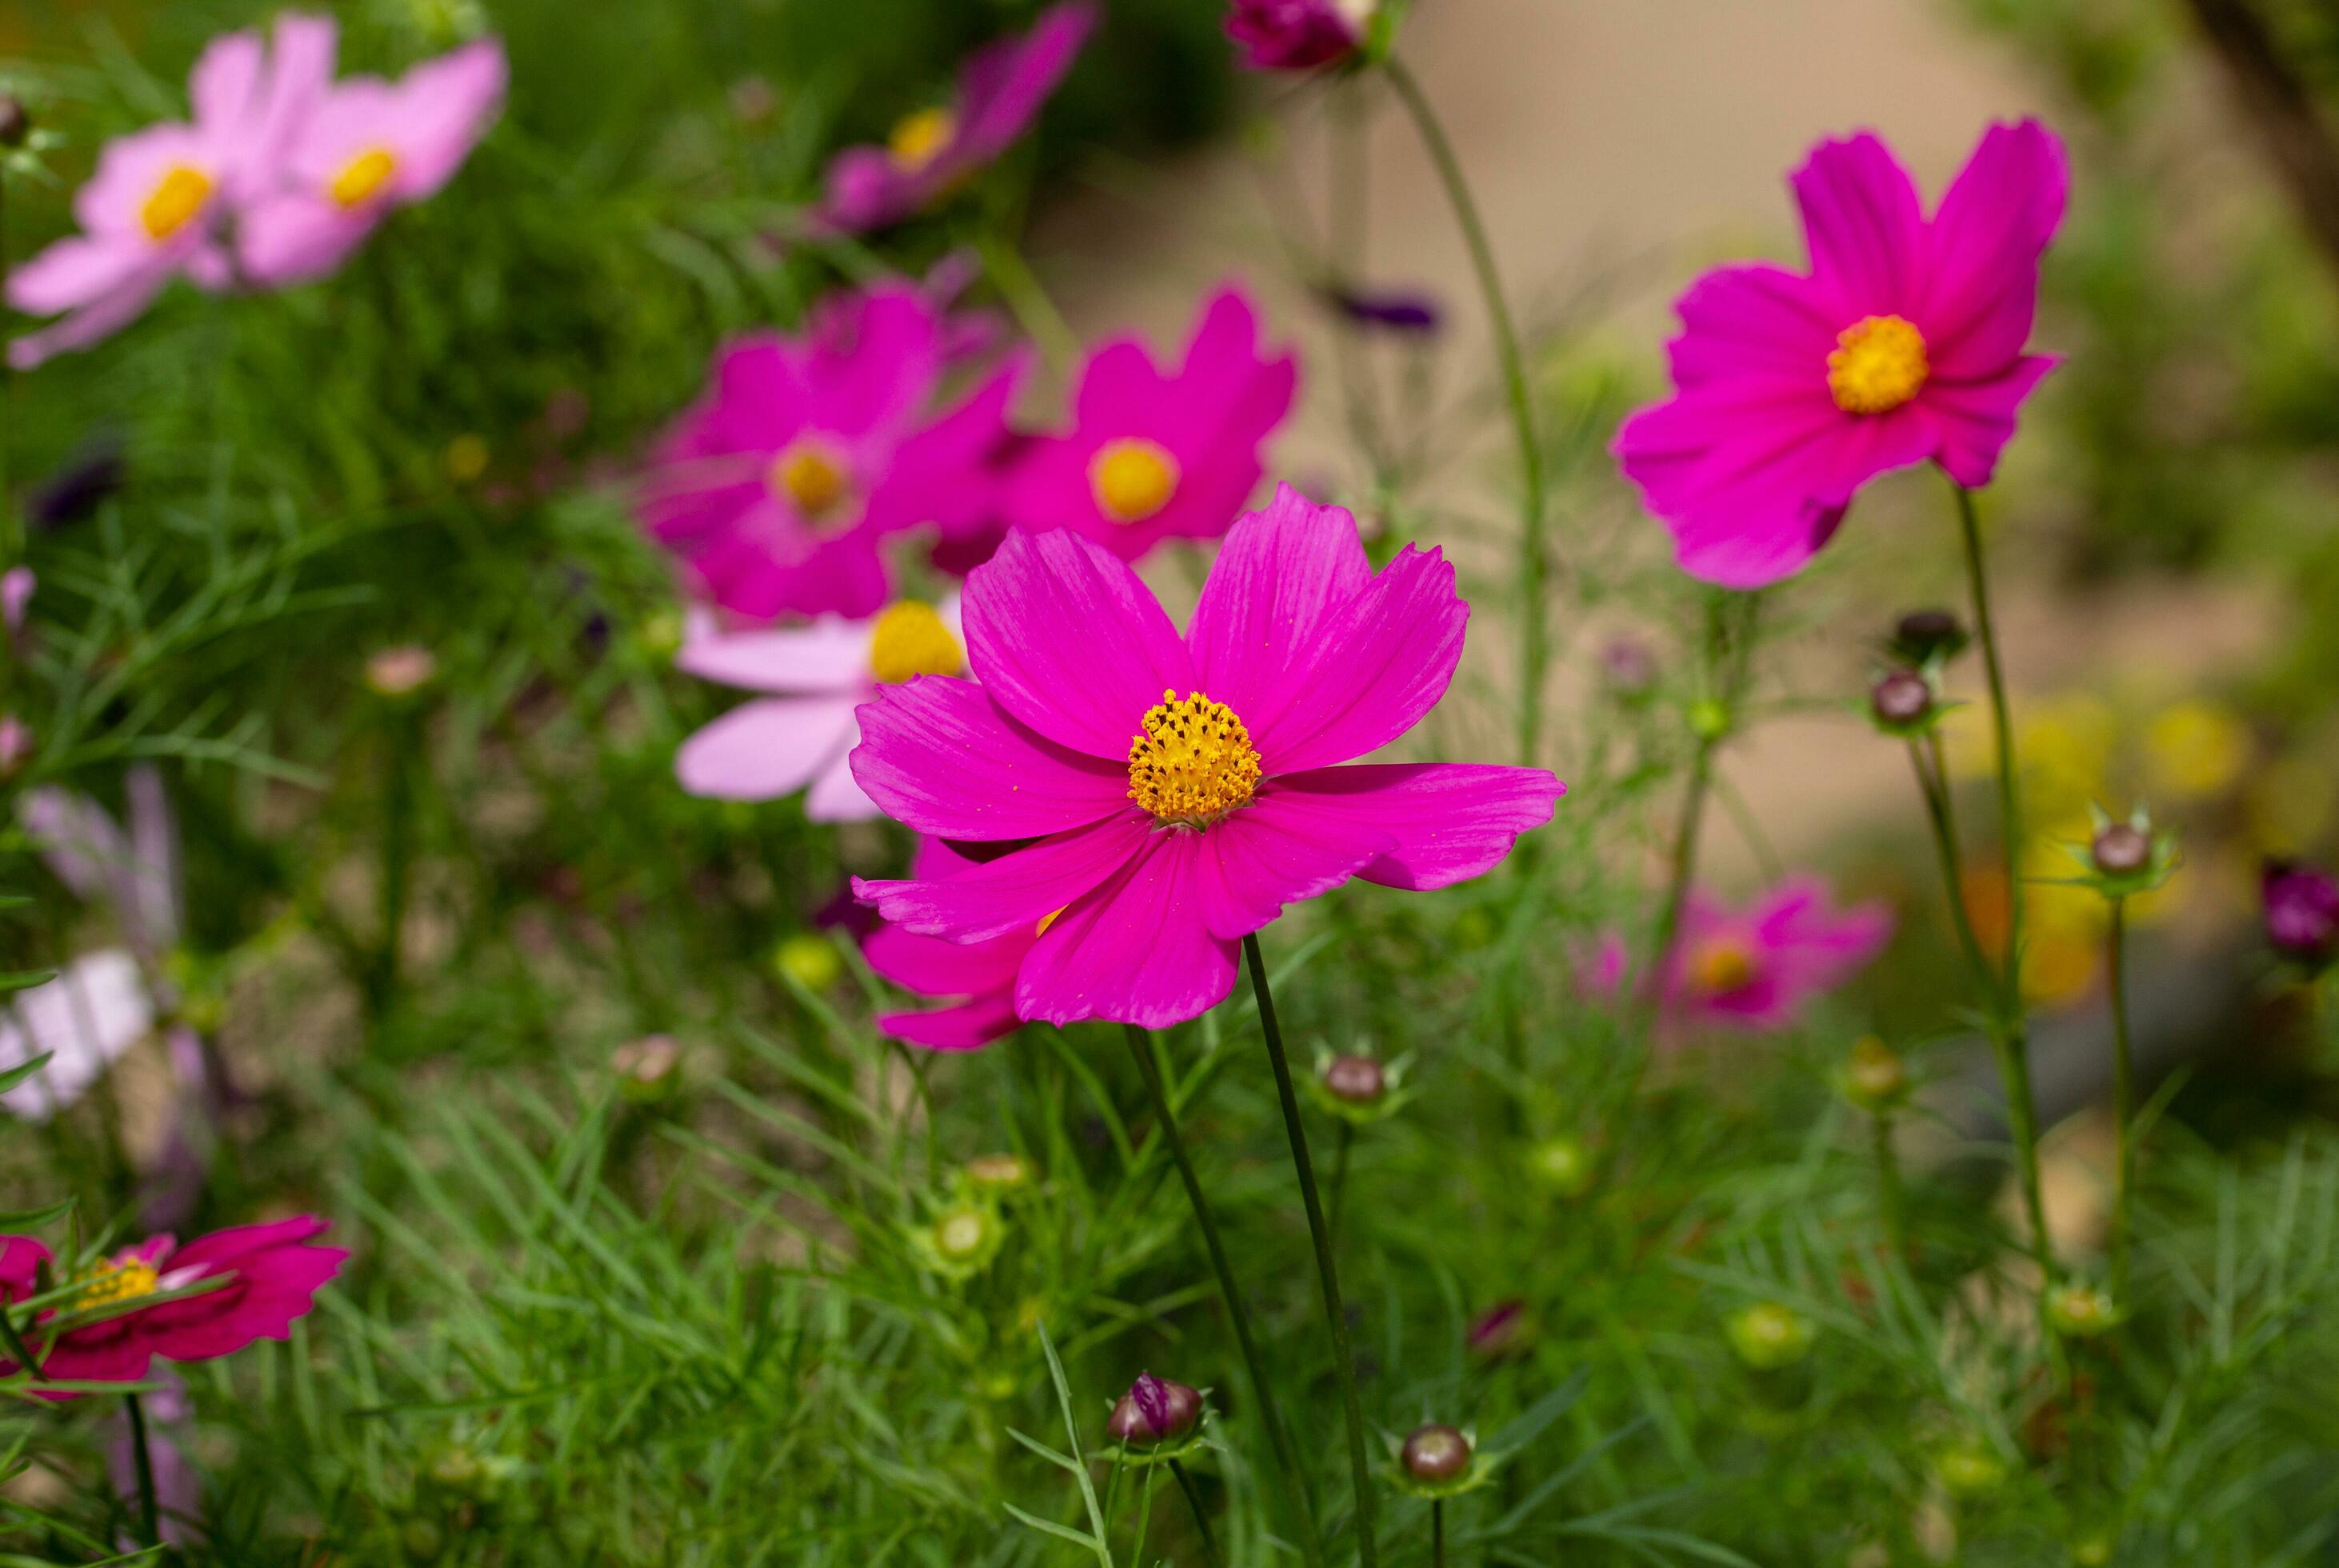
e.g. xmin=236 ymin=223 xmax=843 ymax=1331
xmin=1329 ymin=1120 xmax=1354 ymax=1246
xmin=1170 ymin=1458 xmax=1220 ymax=1568
xmin=1432 ymin=1498 xmax=1446 ymax=1568
xmin=2108 ymin=896 xmax=2136 ymax=1302
xmin=1383 ymin=56 xmax=1548 ymax=769
xmin=1120 ymin=1023 xmax=1324 ymax=1568
xmin=126 ymin=1391 xmax=161 ymax=1549
xmin=1243 ymin=934 xmax=1380 ymax=1568
xmin=1871 ymin=1108 xmax=1909 ymax=1260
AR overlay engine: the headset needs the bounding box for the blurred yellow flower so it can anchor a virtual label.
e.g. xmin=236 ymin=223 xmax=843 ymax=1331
xmin=444 ymin=433 xmax=491 ymax=484
xmin=2144 ymin=701 xmax=2249 ymax=802
xmin=2021 ymin=929 xmax=2097 ymax=1007
xmin=2247 ymin=754 xmax=2336 ymax=856
xmin=2020 ymin=694 xmax=2116 ymax=815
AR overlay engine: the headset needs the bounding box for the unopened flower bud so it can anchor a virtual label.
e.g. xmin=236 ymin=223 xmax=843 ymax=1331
xmin=2047 ymin=1282 xmax=2117 ymax=1338
xmin=1526 ymin=1136 xmax=1594 ymax=1198
xmin=1687 ymin=698 xmax=1730 ymax=742
xmin=1598 ymin=635 xmax=1657 ymax=698
xmin=611 ymin=1034 xmax=682 ymax=1094
xmin=1869 ymin=669 xmax=1932 ymax=727
xmin=1843 ymin=1036 xmax=1908 ymax=1111
xmin=774 ymin=931 xmax=842 ymax=991
xmin=1400 ymin=1422 xmax=1472 ymax=1482
xmin=1322 ymin=1053 xmax=1385 ymax=1105
xmin=1465 ymin=1298 xmax=1529 ymax=1362
xmin=965 ymin=1153 xmax=1032 ymax=1192
xmin=1933 ymin=1442 xmax=2006 ymax=1497
xmin=1889 ymin=607 xmax=1967 ymax=665
xmin=930 ymin=1206 xmax=997 ymax=1265
xmin=1726 ymin=1302 xmax=1813 ymax=1370
xmin=0 ymin=95 xmax=29 ymax=149
xmin=366 ymin=644 xmax=438 ymax=698
xmin=2090 ymin=823 xmax=2150 ymax=877
xmin=1107 ymin=1372 xmax=1201 ymax=1443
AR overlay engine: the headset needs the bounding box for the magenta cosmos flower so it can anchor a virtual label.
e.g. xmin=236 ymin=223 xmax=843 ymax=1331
xmin=864 ymin=839 xmax=1035 ymax=1050
xmin=641 ymin=284 xmax=1029 ymax=618
xmin=1614 ymin=121 xmax=2066 ymax=587
xmin=1004 ymin=286 xmax=1297 ymax=562
xmin=2264 ymin=861 xmax=2339 ymax=966
xmin=0 ymin=1218 xmax=346 ymax=1390
xmin=818 ymin=2 xmax=1096 ymax=234
xmin=1225 ymin=0 xmax=1373 ymax=70
xmin=1591 ymin=877 xmax=1892 ymax=1034
xmin=851 ymin=486 xmax=1562 ymax=1028
xmin=4 ymin=14 xmax=333 ymax=369
xmin=676 ymin=594 xmax=966 ymax=821
xmin=236 ymin=33 xmax=506 ymax=286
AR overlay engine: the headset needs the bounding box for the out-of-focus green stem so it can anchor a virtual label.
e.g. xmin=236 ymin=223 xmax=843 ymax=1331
xmin=2108 ymin=897 xmax=2137 ymax=1302
xmin=1170 ymin=1458 xmax=1219 ymax=1568
xmin=126 ymin=1393 xmax=161 ymax=1548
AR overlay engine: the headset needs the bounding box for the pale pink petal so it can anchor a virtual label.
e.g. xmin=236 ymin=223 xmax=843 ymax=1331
xmin=1261 ymin=765 xmax=1561 ymax=890
xmin=851 ymin=676 xmax=1129 ymax=840
xmin=1791 ymin=132 xmax=1925 ymax=318
xmin=0 ymin=951 xmax=154 ymax=1123
xmin=188 ymin=30 xmax=266 ymax=146
xmin=854 ymin=811 xmax=1152 ymax=942
xmin=805 ymin=750 xmax=880 ymax=822
xmin=5 ymin=235 xmax=156 ymax=316
xmin=235 ymin=195 xmax=366 ymax=287
xmin=390 ymin=39 xmax=508 ymax=198
xmin=1013 ymin=830 xmax=1239 ymax=1028
xmin=674 ymin=697 xmax=859 ymax=802
xmin=674 ymin=618 xmax=874 ymax=694
xmin=6 ymin=266 xmax=172 ymax=370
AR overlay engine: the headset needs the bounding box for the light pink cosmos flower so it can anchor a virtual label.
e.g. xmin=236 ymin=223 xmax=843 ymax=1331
xmin=1003 ymin=287 xmax=1297 ymax=562
xmin=675 ymin=594 xmax=966 ymax=822
xmin=1225 ymin=0 xmax=1373 ymax=70
xmin=818 ymin=2 xmax=1097 ymax=234
xmin=1588 ymin=877 xmax=1893 ymax=1035
xmin=1613 ymin=121 xmax=2066 ymax=587
xmin=864 ymin=840 xmax=1034 ymax=1050
xmin=237 ymin=33 xmax=506 ymax=286
xmin=0 ymin=1217 xmax=347 ymax=1390
xmin=851 ymin=486 xmax=1562 ymax=1029
xmin=4 ymin=14 xmax=333 ymax=368
xmin=0 ymin=950 xmax=155 ymax=1124
xmin=641 ymin=284 xmax=1030 ymax=619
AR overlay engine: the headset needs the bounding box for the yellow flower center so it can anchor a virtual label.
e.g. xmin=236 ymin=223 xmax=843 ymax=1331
xmin=75 ymin=1257 xmax=160 ymax=1310
xmin=1826 ymin=314 xmax=1929 ymax=415
xmin=867 ymin=600 xmax=965 ymax=685
xmin=330 ymin=146 xmax=399 ymax=209
xmin=1688 ymin=936 xmax=1757 ymax=995
xmin=1127 ymin=690 xmax=1262 ymax=826
xmin=1089 ymin=439 xmax=1180 ymax=525
xmin=889 ymin=107 xmax=958 ymax=172
xmin=770 ymin=441 xmax=852 ymax=520
xmin=139 ymin=165 xmax=213 ymax=242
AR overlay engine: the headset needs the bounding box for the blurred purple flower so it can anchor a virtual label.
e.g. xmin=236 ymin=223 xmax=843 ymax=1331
xmin=2264 ymin=862 xmax=2339 ymax=966
xmin=1225 ymin=0 xmax=1373 ymax=70
xmin=1324 ymin=283 xmax=1439 ymax=334
xmin=1586 ymin=876 xmax=1893 ymax=1037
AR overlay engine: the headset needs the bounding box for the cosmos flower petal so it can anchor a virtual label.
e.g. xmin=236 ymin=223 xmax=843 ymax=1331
xmin=1186 ymin=485 xmax=1373 ymax=737
xmin=6 ymin=266 xmax=174 ymax=371
xmin=1665 ymin=263 xmax=1841 ymax=387
xmin=1922 ymin=354 xmax=2057 ymax=490
xmin=1013 ymin=831 xmax=1240 ymax=1028
xmin=878 ymin=993 xmax=1025 ymax=1051
xmin=1920 ymin=119 xmax=2068 ymax=375
xmin=674 ymin=618 xmax=874 ymax=694
xmin=962 ymin=528 xmax=1196 ymax=758
xmin=1191 ymin=793 xmax=1397 ymax=941
xmin=1264 ymin=765 xmax=1561 ymax=890
xmin=674 ymin=697 xmax=859 ymax=802
xmin=856 ymin=812 xmax=1153 ymax=942
xmin=4 ymin=236 xmax=158 ymax=317
xmin=187 ymin=28 xmax=266 ymax=146
xmin=1790 ymin=132 xmax=1925 ymax=318
xmin=866 ymin=922 xmax=1030 ymax=998
xmin=852 ymin=675 xmax=1128 ymax=840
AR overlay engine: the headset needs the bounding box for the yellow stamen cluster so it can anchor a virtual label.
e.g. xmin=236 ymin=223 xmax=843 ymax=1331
xmin=1826 ymin=314 xmax=1929 ymax=415
xmin=1088 ymin=438 xmax=1180 ymax=525
xmin=330 ymin=146 xmax=399 ymax=209
xmin=889 ymin=107 xmax=958 ymax=172
xmin=868 ymin=600 xmax=965 ymax=685
xmin=140 ymin=165 xmax=213 ymax=242
xmin=1128 ymin=690 xmax=1261 ymax=826
xmin=770 ymin=441 xmax=852 ymax=520
xmin=1688 ymin=937 xmax=1757 ymax=996
xmin=76 ymin=1257 xmax=161 ymax=1310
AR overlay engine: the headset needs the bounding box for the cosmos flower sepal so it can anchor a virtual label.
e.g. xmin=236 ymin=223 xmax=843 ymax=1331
xmin=1301 ymin=1046 xmax=1416 ymax=1126
xmin=906 ymin=1196 xmax=1006 ymax=1282
xmin=2052 ymin=805 xmax=2177 ymax=902
xmin=1384 ymin=1421 xmax=1497 ymax=1501
xmin=1862 ymin=667 xmax=1961 ymax=740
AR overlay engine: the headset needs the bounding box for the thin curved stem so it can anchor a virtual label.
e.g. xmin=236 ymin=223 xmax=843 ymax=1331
xmin=1244 ymin=934 xmax=1379 ymax=1568
xmin=126 ymin=1393 xmax=160 ymax=1549
xmin=1170 ymin=1458 xmax=1221 ymax=1568
xmin=1121 ymin=1024 xmax=1324 ymax=1568
xmin=2108 ymin=897 xmax=2136 ymax=1302
xmin=1384 ymin=55 xmax=1548 ymax=769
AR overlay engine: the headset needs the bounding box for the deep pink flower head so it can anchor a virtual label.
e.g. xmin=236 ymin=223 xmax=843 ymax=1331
xmin=1614 ymin=121 xmax=2067 ymax=587
xmin=864 ymin=840 xmax=1035 ymax=1050
xmin=4 ymin=14 xmax=333 ymax=368
xmin=674 ymin=594 xmax=965 ymax=822
xmin=1004 ymin=287 xmax=1297 ymax=562
xmin=0 ymin=1217 xmax=346 ymax=1391
xmin=818 ymin=2 xmax=1096 ymax=234
xmin=850 ymin=486 xmax=1562 ymax=1029
xmin=1225 ymin=0 xmax=1372 ymax=71
xmin=238 ymin=34 xmax=506 ymax=286
xmin=2263 ymin=861 xmax=2339 ymax=966
xmin=1589 ymin=876 xmax=1893 ymax=1035
xmin=640 ymin=284 xmax=1030 ymax=618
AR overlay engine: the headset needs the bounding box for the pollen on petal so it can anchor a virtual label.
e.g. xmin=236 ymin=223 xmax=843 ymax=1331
xmin=1127 ymin=690 xmax=1261 ymax=826
xmin=140 ymin=164 xmax=213 ymax=242
xmin=1826 ymin=314 xmax=1929 ymax=415
xmin=1089 ymin=438 xmax=1180 ymax=524
xmin=868 ymin=600 xmax=966 ymax=685
xmin=330 ymin=146 xmax=400 ymax=209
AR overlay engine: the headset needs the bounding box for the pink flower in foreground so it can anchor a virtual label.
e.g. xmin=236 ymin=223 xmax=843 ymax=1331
xmin=0 ymin=1218 xmax=346 ymax=1390
xmin=676 ymin=595 xmax=966 ymax=822
xmin=864 ymin=840 xmax=1034 ymax=1050
xmin=4 ymin=14 xmax=333 ymax=368
xmin=642 ymin=284 xmax=1028 ymax=618
xmin=1004 ymin=287 xmax=1297 ymax=562
xmin=1225 ymin=0 xmax=1373 ymax=70
xmin=238 ymin=34 xmax=506 ymax=286
xmin=818 ymin=2 xmax=1096 ymax=234
xmin=852 ymin=486 xmax=1562 ymax=1029
xmin=1614 ymin=121 xmax=2066 ymax=587
xmin=1589 ymin=877 xmax=1892 ymax=1035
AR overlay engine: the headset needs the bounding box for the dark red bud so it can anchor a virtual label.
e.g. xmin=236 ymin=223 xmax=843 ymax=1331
xmin=2091 ymin=823 xmax=2151 ymax=876
xmin=1401 ymin=1422 xmax=1472 ymax=1482
xmin=1870 ymin=670 xmax=1932 ymax=726
xmin=1107 ymin=1373 xmax=1201 ymax=1443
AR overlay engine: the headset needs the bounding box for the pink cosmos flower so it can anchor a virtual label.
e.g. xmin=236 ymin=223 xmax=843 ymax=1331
xmin=675 ymin=594 xmax=966 ymax=822
xmin=237 ymin=34 xmax=507 ymax=286
xmin=0 ymin=1217 xmax=346 ymax=1390
xmin=0 ymin=950 xmax=155 ymax=1123
xmin=2264 ymin=861 xmax=2339 ymax=966
xmin=641 ymin=284 xmax=1029 ymax=618
xmin=4 ymin=14 xmax=334 ymax=368
xmin=850 ymin=486 xmax=1562 ymax=1029
xmin=1225 ymin=0 xmax=1373 ymax=70
xmin=1003 ymin=287 xmax=1297 ymax=562
xmin=818 ymin=2 xmax=1097 ymax=234
xmin=865 ymin=840 xmax=1034 ymax=1050
xmin=1613 ymin=121 xmax=2067 ymax=587
xmin=1588 ymin=877 xmax=1893 ymax=1035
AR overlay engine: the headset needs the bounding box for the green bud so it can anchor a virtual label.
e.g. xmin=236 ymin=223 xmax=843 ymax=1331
xmin=774 ymin=932 xmax=842 ymax=991
xmin=1725 ymin=1302 xmax=1813 ymax=1370
xmin=1525 ymin=1136 xmax=1594 ymax=1198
